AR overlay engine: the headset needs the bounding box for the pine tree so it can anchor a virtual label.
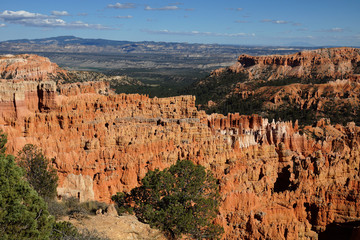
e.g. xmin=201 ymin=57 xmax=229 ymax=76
xmin=17 ymin=144 xmax=58 ymax=200
xmin=0 ymin=134 xmax=54 ymax=239
xmin=113 ymin=160 xmax=224 ymax=239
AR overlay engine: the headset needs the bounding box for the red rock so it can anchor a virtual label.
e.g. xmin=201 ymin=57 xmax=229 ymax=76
xmin=220 ymin=47 xmax=360 ymax=81
xmin=1 ymin=54 xmax=360 ymax=239
xmin=0 ymin=54 xmax=67 ymax=81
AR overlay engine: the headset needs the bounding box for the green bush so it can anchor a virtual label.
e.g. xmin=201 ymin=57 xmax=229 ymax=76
xmin=47 ymin=200 xmax=68 ymax=220
xmin=51 ymin=221 xmax=79 ymax=240
xmin=17 ymin=144 xmax=58 ymax=199
xmin=0 ymin=146 xmax=54 ymax=239
xmin=113 ymin=160 xmax=224 ymax=239
xmin=0 ymin=130 xmax=6 ymax=154
xmin=111 ymin=192 xmax=133 ymax=215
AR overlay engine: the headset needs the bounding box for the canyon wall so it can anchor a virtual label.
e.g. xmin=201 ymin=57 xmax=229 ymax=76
xmin=213 ymin=47 xmax=360 ymax=81
xmin=1 ymin=54 xmax=360 ymax=239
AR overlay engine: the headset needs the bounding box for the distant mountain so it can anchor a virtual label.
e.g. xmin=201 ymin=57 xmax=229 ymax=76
xmin=0 ymin=36 xmax=312 ymax=56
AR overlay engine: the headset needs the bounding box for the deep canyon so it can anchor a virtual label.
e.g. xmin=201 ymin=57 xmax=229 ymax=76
xmin=0 ymin=50 xmax=360 ymax=239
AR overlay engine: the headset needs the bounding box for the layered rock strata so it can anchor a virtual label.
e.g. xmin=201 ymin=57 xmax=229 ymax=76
xmin=1 ymin=54 xmax=360 ymax=239
xmin=1 ymin=82 xmax=359 ymax=239
xmin=213 ymin=47 xmax=360 ymax=81
xmin=0 ymin=54 xmax=67 ymax=81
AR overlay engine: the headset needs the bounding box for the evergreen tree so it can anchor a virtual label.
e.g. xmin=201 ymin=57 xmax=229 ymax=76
xmin=0 ymin=146 xmax=54 ymax=239
xmin=17 ymin=144 xmax=58 ymax=200
xmin=113 ymin=160 xmax=224 ymax=239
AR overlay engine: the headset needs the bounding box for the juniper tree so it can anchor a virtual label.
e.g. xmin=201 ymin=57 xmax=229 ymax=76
xmin=113 ymin=160 xmax=224 ymax=239
xmin=17 ymin=144 xmax=58 ymax=200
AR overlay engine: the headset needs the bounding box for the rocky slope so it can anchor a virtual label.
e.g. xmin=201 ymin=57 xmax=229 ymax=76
xmin=192 ymin=47 xmax=360 ymax=126
xmin=65 ymin=214 xmax=165 ymax=240
xmin=1 ymin=54 xmax=360 ymax=239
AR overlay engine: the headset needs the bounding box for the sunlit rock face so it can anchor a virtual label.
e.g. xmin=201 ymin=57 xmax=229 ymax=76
xmin=214 ymin=47 xmax=360 ymax=81
xmin=0 ymin=54 xmax=67 ymax=81
xmin=1 ymin=54 xmax=360 ymax=239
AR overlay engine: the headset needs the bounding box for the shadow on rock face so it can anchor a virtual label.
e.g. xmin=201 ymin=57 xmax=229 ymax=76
xmin=319 ymin=221 xmax=360 ymax=240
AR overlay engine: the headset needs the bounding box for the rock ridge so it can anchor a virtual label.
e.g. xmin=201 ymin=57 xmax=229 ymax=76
xmin=213 ymin=47 xmax=360 ymax=81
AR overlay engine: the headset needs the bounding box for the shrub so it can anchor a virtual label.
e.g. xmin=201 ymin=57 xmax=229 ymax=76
xmin=0 ymin=130 xmax=6 ymax=154
xmin=80 ymin=200 xmax=108 ymax=215
xmin=17 ymin=144 xmax=58 ymax=199
xmin=51 ymin=221 xmax=79 ymax=240
xmin=64 ymin=197 xmax=89 ymax=219
xmin=111 ymin=192 xmax=133 ymax=215
xmin=47 ymin=200 xmax=68 ymax=220
xmin=113 ymin=160 xmax=224 ymax=239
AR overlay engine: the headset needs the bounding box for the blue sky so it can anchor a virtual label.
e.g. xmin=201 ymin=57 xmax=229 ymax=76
xmin=0 ymin=0 xmax=359 ymax=46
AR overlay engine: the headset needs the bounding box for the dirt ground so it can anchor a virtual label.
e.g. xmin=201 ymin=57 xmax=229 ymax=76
xmin=63 ymin=214 xmax=166 ymax=240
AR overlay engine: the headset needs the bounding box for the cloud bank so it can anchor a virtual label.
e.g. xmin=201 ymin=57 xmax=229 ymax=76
xmin=107 ymin=3 xmax=135 ymax=9
xmin=145 ymin=5 xmax=179 ymax=11
xmin=0 ymin=10 xmax=108 ymax=29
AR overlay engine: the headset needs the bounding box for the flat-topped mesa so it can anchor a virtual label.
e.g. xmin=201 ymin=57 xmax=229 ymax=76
xmin=0 ymin=54 xmax=67 ymax=81
xmin=222 ymin=47 xmax=360 ymax=80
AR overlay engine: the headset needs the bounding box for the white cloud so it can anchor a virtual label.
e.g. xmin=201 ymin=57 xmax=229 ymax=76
xmin=51 ymin=11 xmax=70 ymax=16
xmin=116 ymin=15 xmax=133 ymax=19
xmin=0 ymin=10 xmax=108 ymax=29
xmin=0 ymin=23 xmax=5 ymax=27
xmin=107 ymin=3 xmax=135 ymax=9
xmin=0 ymin=10 xmax=47 ymax=20
xmin=143 ymin=29 xmax=255 ymax=37
xmin=328 ymin=27 xmax=344 ymax=33
xmin=261 ymin=19 xmax=290 ymax=24
xmin=145 ymin=5 xmax=179 ymax=11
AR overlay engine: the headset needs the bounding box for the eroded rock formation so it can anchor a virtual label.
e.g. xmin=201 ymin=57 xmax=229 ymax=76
xmin=1 ymin=54 xmax=360 ymax=239
xmin=214 ymin=47 xmax=360 ymax=81
xmin=0 ymin=54 xmax=67 ymax=81
xmin=199 ymin=48 xmax=360 ymax=126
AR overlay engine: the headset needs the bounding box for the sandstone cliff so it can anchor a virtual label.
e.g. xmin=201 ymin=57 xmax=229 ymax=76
xmin=194 ymin=48 xmax=360 ymax=126
xmin=214 ymin=47 xmax=360 ymax=81
xmin=1 ymin=54 xmax=360 ymax=239
xmin=0 ymin=54 xmax=67 ymax=81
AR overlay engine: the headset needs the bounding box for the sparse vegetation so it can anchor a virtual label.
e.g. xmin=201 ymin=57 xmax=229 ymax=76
xmin=51 ymin=221 xmax=109 ymax=240
xmin=186 ymin=71 xmax=248 ymax=105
